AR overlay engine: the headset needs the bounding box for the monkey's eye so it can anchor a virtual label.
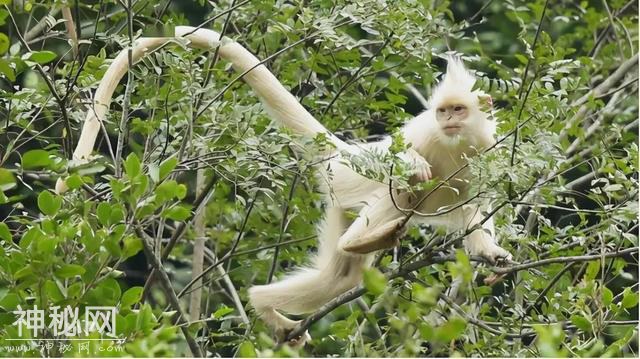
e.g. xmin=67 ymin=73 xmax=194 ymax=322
xmin=437 ymin=108 xmax=446 ymax=113
xmin=453 ymin=105 xmax=466 ymax=112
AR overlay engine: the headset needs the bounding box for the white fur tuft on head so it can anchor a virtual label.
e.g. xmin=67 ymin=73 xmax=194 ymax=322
xmin=429 ymin=55 xmax=479 ymax=109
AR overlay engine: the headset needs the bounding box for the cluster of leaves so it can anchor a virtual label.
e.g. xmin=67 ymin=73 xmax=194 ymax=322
xmin=0 ymin=0 xmax=638 ymax=357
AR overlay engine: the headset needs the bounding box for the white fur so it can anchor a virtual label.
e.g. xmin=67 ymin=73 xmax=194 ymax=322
xmin=60 ymin=26 xmax=511 ymax=342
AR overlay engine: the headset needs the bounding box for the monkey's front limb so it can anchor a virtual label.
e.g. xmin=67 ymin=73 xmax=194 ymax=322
xmin=461 ymin=205 xmax=512 ymax=264
xmin=399 ymin=147 xmax=431 ymax=182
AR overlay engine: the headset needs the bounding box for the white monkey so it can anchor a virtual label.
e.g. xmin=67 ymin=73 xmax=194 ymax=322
xmin=244 ymin=58 xmax=514 ymax=343
xmin=55 ymin=26 xmax=512 ymax=344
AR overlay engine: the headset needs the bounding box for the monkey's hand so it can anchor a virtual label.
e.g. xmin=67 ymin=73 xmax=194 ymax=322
xmin=400 ymin=148 xmax=431 ymax=183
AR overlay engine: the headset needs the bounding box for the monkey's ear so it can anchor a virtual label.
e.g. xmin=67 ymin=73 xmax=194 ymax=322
xmin=478 ymin=94 xmax=493 ymax=112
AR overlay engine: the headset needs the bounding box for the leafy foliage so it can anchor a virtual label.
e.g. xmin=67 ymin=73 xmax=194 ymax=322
xmin=0 ymin=0 xmax=637 ymax=357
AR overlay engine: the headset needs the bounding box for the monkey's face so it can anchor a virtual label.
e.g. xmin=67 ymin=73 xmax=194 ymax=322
xmin=435 ymin=104 xmax=469 ymax=136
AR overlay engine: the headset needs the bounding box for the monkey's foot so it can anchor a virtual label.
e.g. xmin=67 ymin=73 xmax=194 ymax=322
xmin=287 ymin=331 xmax=311 ymax=347
xmin=341 ymin=218 xmax=405 ymax=254
xmin=484 ymin=273 xmax=507 ymax=286
xmin=278 ymin=328 xmax=311 ymax=347
xmin=467 ymin=241 xmax=512 ymax=265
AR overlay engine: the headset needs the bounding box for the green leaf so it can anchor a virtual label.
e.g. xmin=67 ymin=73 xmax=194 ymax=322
xmin=362 ymin=267 xmax=387 ymax=296
xmin=238 ymin=341 xmax=257 ymax=357
xmin=0 ymin=293 xmax=20 ymax=310
xmin=124 ymin=153 xmax=141 ymax=178
xmin=389 ymin=131 xmax=407 ymax=154
xmin=136 ymin=303 xmax=156 ymax=334
xmin=110 ymin=206 xmax=124 ymax=224
xmin=174 ymin=184 xmax=187 ymax=200
xmin=570 ymin=314 xmax=591 ymax=332
xmin=55 ymin=264 xmax=86 ymax=278
xmin=96 ymin=202 xmax=111 ymax=226
xmin=100 ymin=278 xmax=122 ymax=303
xmin=434 ymin=317 xmax=467 ymax=342
xmin=22 ymin=149 xmax=53 ymax=169
xmin=44 ymin=280 xmax=64 ymax=303
xmin=514 ymin=53 xmax=528 ymax=64
xmin=621 ymin=288 xmax=638 ymax=308
xmin=37 ymin=191 xmax=61 ymax=216
xmin=121 ymin=287 xmax=144 ymax=308
xmin=26 ymin=50 xmax=57 ymax=64
xmin=148 ymin=163 xmax=159 ymax=183
xmin=0 ymin=9 xmax=8 ymax=26
xmin=123 ymin=235 xmax=143 ymax=259
xmin=0 ymin=33 xmax=8 ymax=55
xmin=103 ymin=235 xmax=122 ymax=257
xmin=159 ymin=156 xmax=178 ymax=180
xmin=67 ymin=282 xmax=83 ymax=299
xmin=162 ymin=204 xmax=192 ymax=221
xmin=0 ymin=222 xmax=10 ymax=241
xmin=36 ymin=236 xmax=57 ymax=254
xmin=212 ymin=306 xmax=234 ymax=319
xmin=603 ymin=327 xmax=635 ymax=357
xmin=412 ymin=283 xmax=439 ymax=306
xmin=585 ymin=261 xmax=600 ymax=281
xmin=64 ymin=174 xmax=83 ymax=190
xmin=156 ymin=180 xmax=187 ymax=201
xmin=14 ymin=265 xmax=33 ymax=279
xmin=0 ymin=58 xmax=14 ymax=81
xmin=602 ymin=287 xmax=613 ymax=306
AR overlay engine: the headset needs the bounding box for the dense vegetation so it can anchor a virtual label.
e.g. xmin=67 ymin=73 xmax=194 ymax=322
xmin=0 ymin=0 xmax=637 ymax=357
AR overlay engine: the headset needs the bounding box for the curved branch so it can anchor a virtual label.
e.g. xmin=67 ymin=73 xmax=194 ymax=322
xmin=490 ymin=247 xmax=638 ymax=275
xmin=286 ymin=247 xmax=638 ymax=340
xmin=61 ymin=6 xmax=78 ymax=57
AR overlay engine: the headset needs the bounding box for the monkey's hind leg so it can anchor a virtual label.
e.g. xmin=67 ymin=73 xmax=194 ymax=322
xmin=248 ymin=207 xmax=359 ymax=346
xmin=247 ymin=297 xmax=311 ymax=346
xmin=338 ymin=195 xmax=406 ymax=255
xmin=340 ymin=217 xmax=405 ymax=254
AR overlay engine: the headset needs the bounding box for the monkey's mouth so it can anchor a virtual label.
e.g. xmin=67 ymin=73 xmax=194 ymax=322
xmin=442 ymin=125 xmax=463 ymax=135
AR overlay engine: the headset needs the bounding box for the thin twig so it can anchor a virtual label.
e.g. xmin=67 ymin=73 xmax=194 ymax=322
xmin=508 ymin=0 xmax=549 ymax=197
xmin=267 ymin=174 xmax=299 ymax=283
xmin=322 ymin=32 xmax=394 ymax=117
xmin=135 ymin=227 xmax=204 ymax=357
xmin=114 ymin=0 xmax=135 ymax=178
xmin=490 ymin=247 xmax=638 ymax=275
xmin=177 ymin=186 xmax=262 ymax=299
xmin=24 ymin=6 xmax=61 ymax=42
xmin=61 ymin=6 xmax=78 ymax=57
xmin=601 ymin=0 xmax=626 ymax=59
xmin=5 ymin=6 xmax=74 ymax=157
xmin=189 ymin=160 xmax=209 ymax=321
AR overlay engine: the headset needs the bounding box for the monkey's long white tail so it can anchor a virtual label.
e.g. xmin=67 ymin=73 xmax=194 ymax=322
xmin=248 ymin=252 xmax=369 ymax=333
xmin=248 ymin=206 xmax=371 ymax=334
xmin=56 ymin=26 xmax=348 ymax=193
xmin=55 ymin=37 xmax=173 ymax=193
xmin=174 ymin=26 xmax=348 ymax=149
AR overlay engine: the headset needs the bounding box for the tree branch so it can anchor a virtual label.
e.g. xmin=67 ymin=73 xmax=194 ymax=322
xmin=285 ymin=247 xmax=638 ymax=340
xmin=490 ymin=247 xmax=638 ymax=275
xmin=61 ymin=5 xmax=78 ymax=57
xmin=135 ymin=227 xmax=204 ymax=357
